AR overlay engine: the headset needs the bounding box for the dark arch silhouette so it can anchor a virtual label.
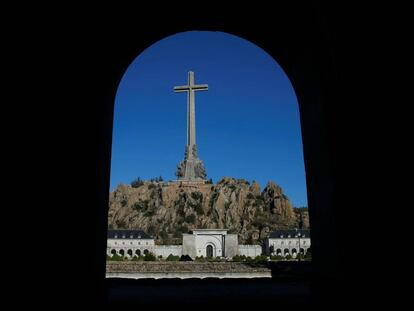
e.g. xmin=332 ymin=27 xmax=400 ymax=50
xmin=119 ymin=249 xmax=125 ymax=256
xmin=111 ymin=249 xmax=116 ymax=255
xmin=61 ymin=7 xmax=353 ymax=307
xmin=127 ymin=249 xmax=133 ymax=257
xmin=143 ymin=249 xmax=149 ymax=255
xmin=135 ymin=249 xmax=141 ymax=256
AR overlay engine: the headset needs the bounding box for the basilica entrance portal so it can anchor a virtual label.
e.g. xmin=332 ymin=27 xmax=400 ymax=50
xmin=206 ymin=245 xmax=214 ymax=258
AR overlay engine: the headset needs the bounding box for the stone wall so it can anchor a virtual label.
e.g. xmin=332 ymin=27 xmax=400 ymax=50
xmin=238 ymin=245 xmax=263 ymax=257
xmin=106 ymin=261 xmax=271 ymax=279
xmin=107 ymin=261 xmax=269 ymax=272
xmin=154 ymin=245 xmax=182 ymax=258
xmin=225 ymin=234 xmax=239 ymax=258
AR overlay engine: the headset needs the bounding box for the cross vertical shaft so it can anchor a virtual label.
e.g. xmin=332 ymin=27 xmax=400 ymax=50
xmin=174 ymin=71 xmax=208 ymax=180
xmin=174 ymin=71 xmax=208 ymax=157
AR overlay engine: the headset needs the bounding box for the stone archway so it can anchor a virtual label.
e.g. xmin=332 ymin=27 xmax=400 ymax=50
xmin=99 ymin=16 xmax=342 ymax=288
xmin=127 ymin=249 xmax=133 ymax=257
xmin=135 ymin=249 xmax=141 ymax=256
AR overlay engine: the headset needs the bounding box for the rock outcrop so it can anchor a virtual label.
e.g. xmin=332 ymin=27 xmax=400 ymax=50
xmin=108 ymin=177 xmax=310 ymax=245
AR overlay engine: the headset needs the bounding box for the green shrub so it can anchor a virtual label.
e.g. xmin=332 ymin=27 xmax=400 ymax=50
xmin=131 ymin=177 xmax=144 ymax=188
xmin=144 ymin=252 xmax=156 ymax=261
xmin=232 ymin=255 xmax=243 ymax=262
xmin=132 ymin=201 xmax=147 ymax=212
xmin=296 ymin=253 xmax=304 ymax=260
xmin=254 ymin=255 xmax=268 ymax=263
xmin=143 ymin=209 xmax=155 ymax=217
xmin=166 ymin=254 xmax=180 ymax=261
xmin=195 ymin=203 xmax=204 ymax=215
xmin=245 ymin=256 xmax=254 ymax=263
xmin=285 ymin=254 xmax=293 ymax=260
xmin=159 ymin=230 xmax=168 ymax=240
xmin=179 ymin=254 xmax=193 ymax=261
xmin=270 ymin=255 xmax=284 ymax=260
xmin=185 ymin=214 xmax=196 ymax=223
xmin=131 ymin=255 xmax=145 ymax=261
xmin=108 ymin=253 xmax=123 ymax=261
xmin=191 ymin=191 xmax=203 ymax=201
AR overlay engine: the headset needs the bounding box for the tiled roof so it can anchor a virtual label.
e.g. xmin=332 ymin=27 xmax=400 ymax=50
xmin=269 ymin=229 xmax=310 ymax=239
xmin=107 ymin=230 xmax=152 ymax=239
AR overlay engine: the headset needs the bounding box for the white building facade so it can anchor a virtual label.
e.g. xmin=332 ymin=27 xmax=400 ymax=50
xmin=182 ymin=229 xmax=239 ymax=258
xmin=265 ymin=229 xmax=311 ymax=258
xmin=107 ymin=230 xmax=155 ymax=258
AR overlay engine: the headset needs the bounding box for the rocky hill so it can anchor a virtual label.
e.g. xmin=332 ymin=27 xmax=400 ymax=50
xmin=108 ymin=177 xmax=309 ymax=245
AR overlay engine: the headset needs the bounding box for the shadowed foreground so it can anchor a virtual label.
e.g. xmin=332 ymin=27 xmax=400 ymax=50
xmin=106 ymin=261 xmax=313 ymax=307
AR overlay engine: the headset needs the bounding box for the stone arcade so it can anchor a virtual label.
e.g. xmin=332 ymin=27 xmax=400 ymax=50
xmin=107 ymin=229 xmax=310 ymax=259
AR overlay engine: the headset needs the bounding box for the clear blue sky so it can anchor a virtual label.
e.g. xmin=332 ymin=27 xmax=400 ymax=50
xmin=110 ymin=31 xmax=308 ymax=207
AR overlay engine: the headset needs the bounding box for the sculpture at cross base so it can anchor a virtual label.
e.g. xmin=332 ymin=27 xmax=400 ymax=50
xmin=174 ymin=71 xmax=208 ymax=181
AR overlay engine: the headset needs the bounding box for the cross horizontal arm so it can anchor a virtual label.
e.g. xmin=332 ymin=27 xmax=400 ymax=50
xmin=174 ymin=86 xmax=190 ymax=92
xmin=192 ymin=84 xmax=208 ymax=91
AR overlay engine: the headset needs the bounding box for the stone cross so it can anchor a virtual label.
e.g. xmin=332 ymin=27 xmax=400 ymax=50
xmin=174 ymin=71 xmax=208 ymax=148
xmin=174 ymin=71 xmax=208 ymax=181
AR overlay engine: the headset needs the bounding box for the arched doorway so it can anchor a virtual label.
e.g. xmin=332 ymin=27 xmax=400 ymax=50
xmin=135 ymin=249 xmax=141 ymax=256
xmin=206 ymin=245 xmax=214 ymax=258
xmin=111 ymin=249 xmax=117 ymax=256
xmin=127 ymin=249 xmax=133 ymax=257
